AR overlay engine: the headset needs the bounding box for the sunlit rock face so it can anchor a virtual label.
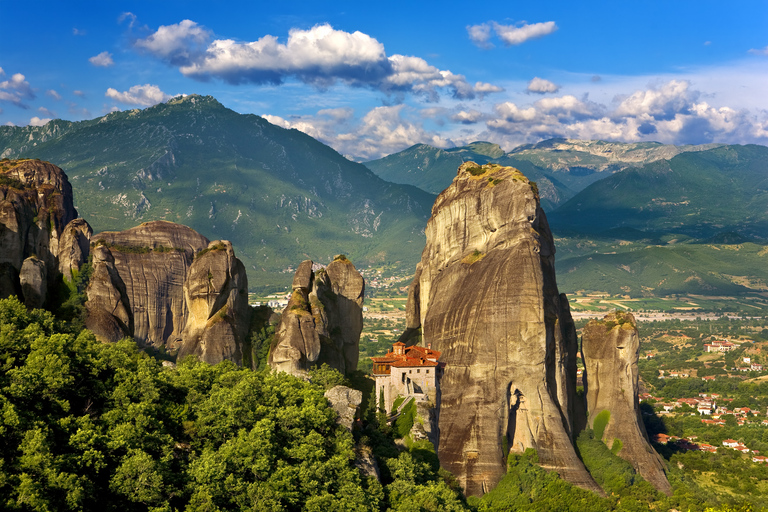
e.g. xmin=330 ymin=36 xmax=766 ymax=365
xmin=178 ymin=240 xmax=251 ymax=365
xmin=269 ymin=256 xmax=364 ymax=376
xmin=0 ymin=159 xmax=80 ymax=303
xmin=404 ymin=162 xmax=600 ymax=496
xmin=582 ymin=311 xmax=672 ymax=495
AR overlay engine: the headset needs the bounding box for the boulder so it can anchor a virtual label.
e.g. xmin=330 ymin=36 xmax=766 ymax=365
xmin=404 ymin=162 xmax=600 ymax=496
xmin=582 ymin=311 xmax=672 ymax=494
xmin=324 ymin=385 xmax=363 ymax=431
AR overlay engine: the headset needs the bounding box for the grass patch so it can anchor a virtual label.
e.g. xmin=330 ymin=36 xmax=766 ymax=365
xmin=593 ymin=409 xmax=611 ymax=440
xmin=461 ymin=249 xmax=485 ymax=265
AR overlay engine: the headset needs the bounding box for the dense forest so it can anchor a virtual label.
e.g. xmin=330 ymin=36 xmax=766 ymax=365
xmin=1 ymin=294 xmax=764 ymax=511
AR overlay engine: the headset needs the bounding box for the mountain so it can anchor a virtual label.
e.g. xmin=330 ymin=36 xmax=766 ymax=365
xmin=0 ymin=96 xmax=435 ymax=290
xmin=550 ymin=144 xmax=768 ymax=238
xmin=364 ymin=138 xmax=722 ymax=211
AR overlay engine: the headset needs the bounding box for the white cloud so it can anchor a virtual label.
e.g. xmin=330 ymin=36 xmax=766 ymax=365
xmin=527 ymin=77 xmax=560 ymax=94
xmin=137 ymin=21 xmax=502 ymax=101
xmin=263 ymin=104 xmax=453 ymax=160
xmin=29 ymin=116 xmax=51 ymax=127
xmin=73 ymin=90 xmax=85 ymax=97
xmin=613 ymin=80 xmax=693 ymax=120
xmin=0 ymin=72 xmax=35 ymax=107
xmin=105 ymin=84 xmax=172 ymax=106
xmin=748 ymin=46 xmax=768 ymax=56
xmin=73 ymin=28 xmax=85 ymax=36
xmin=118 ymin=12 xmax=137 ymax=28
xmin=466 ymin=23 xmax=493 ymax=48
xmin=38 ymin=106 xmax=56 ymax=118
xmin=468 ymin=21 xmax=558 ymax=48
xmin=452 ymin=109 xmax=484 ymax=124
xmin=479 ymin=79 xmax=768 ymax=149
xmin=135 ymin=19 xmax=211 ymax=66
xmin=89 ymin=51 xmax=114 ymax=67
xmin=493 ymin=21 xmax=558 ymax=46
xmin=46 ymin=89 xmax=62 ymax=101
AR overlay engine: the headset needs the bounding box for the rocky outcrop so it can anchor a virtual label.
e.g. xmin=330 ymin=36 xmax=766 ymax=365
xmin=582 ymin=312 xmax=671 ymax=494
xmin=324 ymin=385 xmax=363 ymax=431
xmin=269 ymin=256 xmax=364 ymax=376
xmin=404 ymin=162 xmax=600 ymax=496
xmin=84 ymin=222 xmax=252 ymax=366
xmin=177 ymin=240 xmax=251 ymax=365
xmin=58 ymin=219 xmax=93 ymax=279
xmin=0 ymin=159 xmax=81 ymax=304
xmin=85 ymin=221 xmax=209 ymax=346
xmin=19 ymin=256 xmax=47 ymax=309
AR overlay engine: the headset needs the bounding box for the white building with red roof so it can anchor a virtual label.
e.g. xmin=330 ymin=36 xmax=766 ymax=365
xmin=371 ymin=342 xmax=445 ymax=412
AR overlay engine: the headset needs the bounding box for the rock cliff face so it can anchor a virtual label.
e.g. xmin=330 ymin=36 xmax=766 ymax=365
xmin=0 ymin=159 xmax=83 ymax=303
xmin=404 ymin=162 xmax=600 ymax=496
xmin=582 ymin=312 xmax=671 ymax=494
xmin=269 ymin=256 xmax=364 ymax=376
xmin=84 ymin=222 xmax=251 ymax=365
xmin=177 ymin=240 xmax=251 ymax=365
xmin=86 ymin=221 xmax=209 ymax=346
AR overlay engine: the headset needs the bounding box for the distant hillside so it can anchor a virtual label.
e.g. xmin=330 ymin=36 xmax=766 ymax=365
xmin=0 ymin=96 xmax=435 ymax=290
xmin=550 ymin=145 xmax=768 ymax=238
xmin=364 ymin=138 xmax=721 ymax=211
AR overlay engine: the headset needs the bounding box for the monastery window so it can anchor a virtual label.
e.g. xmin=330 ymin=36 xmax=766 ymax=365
xmin=426 ymin=370 xmax=429 ymax=374
xmin=417 ymin=369 xmax=420 ymax=373
xmin=409 ymin=370 xmax=412 ymax=374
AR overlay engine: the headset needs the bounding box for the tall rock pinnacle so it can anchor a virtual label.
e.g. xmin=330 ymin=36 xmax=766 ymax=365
xmin=404 ymin=162 xmax=600 ymax=496
xmin=582 ymin=311 xmax=672 ymax=494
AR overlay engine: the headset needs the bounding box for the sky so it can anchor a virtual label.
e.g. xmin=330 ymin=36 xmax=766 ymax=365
xmin=1 ymin=0 xmax=767 ymax=161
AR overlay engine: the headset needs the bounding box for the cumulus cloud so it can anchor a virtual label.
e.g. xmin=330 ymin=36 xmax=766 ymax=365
xmin=748 ymin=46 xmax=768 ymax=56
xmin=135 ymin=21 xmax=502 ymax=101
xmin=468 ymin=20 xmax=557 ymax=48
xmin=73 ymin=90 xmax=85 ymax=97
xmin=264 ymin=104 xmax=453 ymax=160
xmin=89 ymin=51 xmax=114 ymax=67
xmin=46 ymin=89 xmax=62 ymax=101
xmin=29 ymin=116 xmax=51 ymax=127
xmin=452 ymin=109 xmax=484 ymax=124
xmin=105 ymin=84 xmax=172 ymax=106
xmin=0 ymin=71 xmax=35 ymax=107
xmin=527 ymin=77 xmax=559 ymax=94
xmin=481 ymin=80 xmax=768 ymax=149
xmin=135 ymin=19 xmax=211 ymax=66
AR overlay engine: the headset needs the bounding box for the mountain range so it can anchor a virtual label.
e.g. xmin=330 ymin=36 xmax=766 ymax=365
xmin=3 ymin=96 xmax=768 ymax=297
xmin=0 ymin=96 xmax=434 ymax=290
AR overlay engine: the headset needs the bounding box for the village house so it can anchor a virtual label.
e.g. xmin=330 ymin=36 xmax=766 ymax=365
xmin=371 ymin=342 xmax=445 ymax=412
xmin=704 ymin=340 xmax=737 ymax=352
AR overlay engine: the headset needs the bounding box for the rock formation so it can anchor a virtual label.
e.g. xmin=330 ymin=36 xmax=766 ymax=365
xmin=19 ymin=256 xmax=47 ymax=309
xmin=84 ymin=222 xmax=252 ymax=365
xmin=85 ymin=221 xmax=209 ymax=346
xmin=177 ymin=240 xmax=251 ymax=365
xmin=404 ymin=162 xmax=601 ymax=496
xmin=269 ymin=256 xmax=364 ymax=376
xmin=0 ymin=159 xmax=83 ymax=304
xmin=58 ymin=218 xmax=93 ymax=279
xmin=581 ymin=311 xmax=672 ymax=494
xmin=324 ymin=385 xmax=363 ymax=431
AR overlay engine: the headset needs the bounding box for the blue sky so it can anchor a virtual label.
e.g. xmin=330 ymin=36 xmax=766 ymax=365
xmin=1 ymin=0 xmax=767 ymax=160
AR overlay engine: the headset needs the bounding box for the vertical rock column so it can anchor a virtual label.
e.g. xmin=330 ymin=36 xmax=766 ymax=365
xmin=407 ymin=162 xmax=600 ymax=496
xmin=581 ymin=311 xmax=672 ymax=495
